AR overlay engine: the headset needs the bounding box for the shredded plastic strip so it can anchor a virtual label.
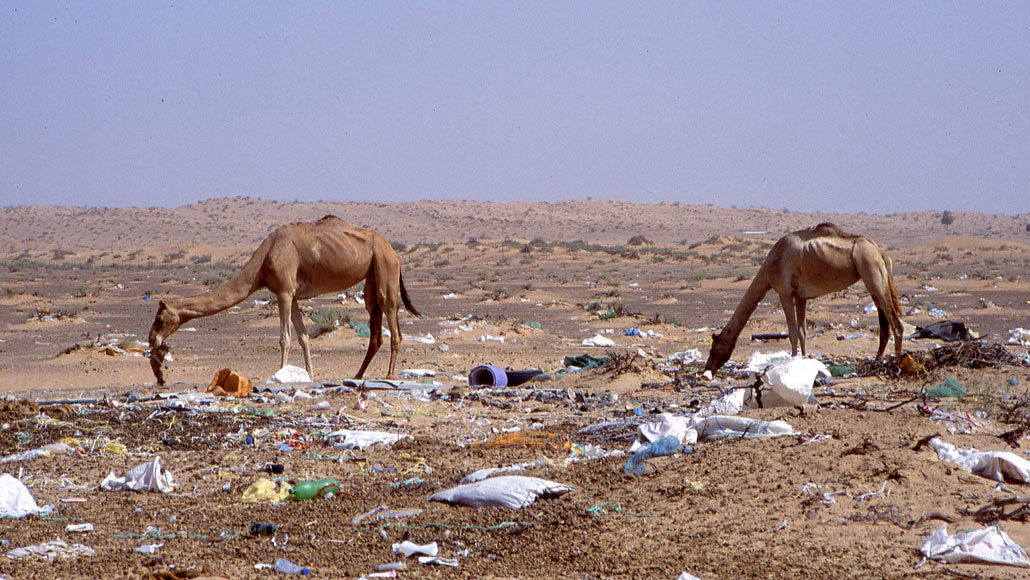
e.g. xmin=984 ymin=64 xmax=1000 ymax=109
xmin=586 ymin=503 xmax=654 ymax=518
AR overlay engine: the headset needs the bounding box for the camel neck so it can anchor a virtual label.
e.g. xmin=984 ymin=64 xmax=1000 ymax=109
xmin=171 ymin=266 xmax=263 ymax=322
xmin=719 ymin=276 xmax=771 ymax=343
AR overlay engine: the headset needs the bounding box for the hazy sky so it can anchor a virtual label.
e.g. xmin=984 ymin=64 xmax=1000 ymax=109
xmin=2 ymin=2 xmax=1028 ymax=214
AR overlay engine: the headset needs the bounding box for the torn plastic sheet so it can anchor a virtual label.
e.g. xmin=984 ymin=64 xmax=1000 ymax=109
xmin=920 ymin=525 xmax=1030 ymax=567
xmin=930 ymin=438 xmax=1030 ymax=483
xmin=0 ymin=473 xmax=51 ymax=517
xmin=461 ymin=459 xmax=549 ymax=484
xmin=393 ymin=541 xmax=438 ymax=557
xmin=743 ymin=352 xmax=827 ymax=406
xmin=428 ymin=475 xmax=573 ymax=509
xmin=6 ymin=539 xmax=95 ymax=560
xmin=325 ymin=429 xmax=411 ymax=450
xmin=581 ymin=333 xmax=615 ymax=347
xmin=693 ymin=416 xmax=794 ymax=442
xmin=100 ymin=456 xmax=175 ymax=493
xmin=629 ymin=413 xmax=697 ymax=452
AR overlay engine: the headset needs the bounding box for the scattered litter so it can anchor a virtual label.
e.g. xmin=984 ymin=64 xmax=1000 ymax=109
xmin=1 ymin=441 xmax=75 ymax=464
xmin=477 ymin=334 xmax=505 ymax=343
xmin=930 ymin=438 xmax=1030 ymax=483
xmin=763 ymin=357 xmax=828 ymax=406
xmin=667 ymin=349 xmax=703 ymax=365
xmin=925 ymin=376 xmax=967 ymax=398
xmin=564 ymin=354 xmax=611 ymax=371
xmin=393 ymin=540 xmax=438 ymax=557
xmin=407 ymin=333 xmax=436 ymax=344
xmin=289 ymin=478 xmax=340 ymax=500
xmin=66 ymin=523 xmax=94 ymax=533
xmin=135 ymin=543 xmax=162 ymax=554
xmin=624 ymin=435 xmax=687 ymax=476
xmin=631 ymin=413 xmax=697 ymax=451
xmin=582 ymin=333 xmax=615 ymax=347
xmin=468 ymin=365 xmax=542 ymax=387
xmin=462 ymin=459 xmax=548 ymax=483
xmin=267 ymin=365 xmax=311 ymax=384
xmin=240 ymin=478 xmax=290 ymax=503
xmin=325 ymin=429 xmax=411 ymax=450
xmin=1008 ymin=328 xmax=1030 ymax=346
xmin=911 ymin=321 xmax=976 ymax=342
xmin=418 ymin=556 xmax=459 ymax=567
xmin=206 ymin=368 xmax=253 ymax=397
xmin=100 ymin=456 xmax=175 ymax=493
xmin=920 ymin=525 xmax=1030 ymax=567
xmin=428 ymin=475 xmax=573 ymax=509
xmin=6 ymin=539 xmax=95 ymax=560
xmin=275 ymin=557 xmax=311 ymax=575
xmin=0 ymin=473 xmax=50 ymax=517
xmin=400 ymin=369 xmax=436 ymax=378
xmin=693 ymin=416 xmax=794 ymax=442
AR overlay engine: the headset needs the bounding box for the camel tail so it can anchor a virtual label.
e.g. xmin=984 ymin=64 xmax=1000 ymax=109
xmin=884 ymin=255 xmax=902 ymax=323
xmin=399 ymin=272 xmax=420 ymax=317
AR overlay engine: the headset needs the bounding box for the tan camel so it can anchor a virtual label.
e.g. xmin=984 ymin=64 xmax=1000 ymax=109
xmin=148 ymin=215 xmax=420 ymax=385
xmin=704 ymin=223 xmax=903 ymax=372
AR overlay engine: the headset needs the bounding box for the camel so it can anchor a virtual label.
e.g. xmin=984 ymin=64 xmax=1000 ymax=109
xmin=704 ymin=223 xmax=903 ymax=372
xmin=148 ymin=215 xmax=420 ymax=385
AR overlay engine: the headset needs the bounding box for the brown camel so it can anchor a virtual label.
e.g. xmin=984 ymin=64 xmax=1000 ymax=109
xmin=704 ymin=223 xmax=903 ymax=372
xmin=148 ymin=215 xmax=420 ymax=385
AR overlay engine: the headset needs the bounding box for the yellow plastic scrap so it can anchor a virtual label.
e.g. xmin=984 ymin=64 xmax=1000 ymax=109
xmin=240 ymin=477 xmax=290 ymax=503
xmin=100 ymin=440 xmax=128 ymax=455
xmin=899 ymin=353 xmax=925 ymax=377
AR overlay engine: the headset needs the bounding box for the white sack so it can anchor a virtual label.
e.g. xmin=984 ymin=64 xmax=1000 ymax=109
xmin=428 ymin=475 xmax=572 ymax=509
xmin=6 ymin=539 xmax=95 ymax=560
xmin=100 ymin=456 xmax=175 ymax=493
xmin=0 ymin=473 xmax=46 ymax=517
xmin=930 ymin=438 xmax=1030 ymax=483
xmin=764 ymin=357 xmax=829 ymax=406
xmin=325 ymin=429 xmax=411 ymax=450
xmin=743 ymin=351 xmax=792 ymax=374
xmin=693 ymin=416 xmax=794 ymax=442
xmin=668 ymin=349 xmax=703 ymax=365
xmin=582 ymin=333 xmax=615 ymax=347
xmin=461 ymin=459 xmax=548 ymax=483
xmin=267 ymin=365 xmax=311 ymax=384
xmin=921 ymin=525 xmax=1030 ymax=567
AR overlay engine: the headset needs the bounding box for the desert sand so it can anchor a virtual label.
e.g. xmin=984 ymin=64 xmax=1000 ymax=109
xmin=0 ymin=198 xmax=1029 ymax=579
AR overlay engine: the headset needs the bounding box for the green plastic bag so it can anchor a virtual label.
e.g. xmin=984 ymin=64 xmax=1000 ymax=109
xmin=926 ymin=376 xmax=967 ymax=398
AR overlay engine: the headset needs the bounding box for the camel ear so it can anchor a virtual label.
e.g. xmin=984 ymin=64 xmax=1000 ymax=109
xmin=711 ymin=333 xmax=718 ymax=341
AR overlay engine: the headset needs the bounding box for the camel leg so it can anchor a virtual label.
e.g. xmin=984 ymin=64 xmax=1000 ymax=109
xmin=855 ymin=255 xmax=895 ymax=360
xmin=290 ymin=297 xmax=313 ymax=378
xmin=354 ymin=278 xmax=383 ymax=379
xmin=778 ymin=292 xmax=800 ymax=356
xmin=381 ymin=280 xmax=402 ymax=380
xmin=276 ymin=292 xmax=293 ymax=370
xmin=794 ymin=295 xmax=808 ymax=356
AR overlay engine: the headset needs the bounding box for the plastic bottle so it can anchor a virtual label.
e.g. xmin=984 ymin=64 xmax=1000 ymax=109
xmin=274 ymin=558 xmax=309 ymax=575
xmin=289 ymin=478 xmax=340 ymax=500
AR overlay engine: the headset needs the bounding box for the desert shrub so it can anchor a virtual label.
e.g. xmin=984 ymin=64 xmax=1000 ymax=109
xmin=52 ymin=249 xmax=74 ymax=261
xmin=310 ymin=307 xmax=349 ymax=337
xmin=390 ymin=240 xmax=407 ymax=253
xmin=191 ymin=254 xmax=212 ymax=264
xmin=626 ymin=234 xmax=653 ymax=246
xmin=433 ymin=259 xmax=451 ymax=268
xmin=73 ymin=284 xmax=101 ymax=298
xmin=941 ymin=210 xmax=955 ymax=225
xmin=164 ymin=250 xmax=187 ymax=262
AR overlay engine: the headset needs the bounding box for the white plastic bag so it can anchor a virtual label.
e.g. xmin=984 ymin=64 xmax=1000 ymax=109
xmin=325 ymin=429 xmax=411 ymax=450
xmin=764 ymin=357 xmax=828 ymax=406
xmin=393 ymin=541 xmax=438 ymax=557
xmin=630 ymin=413 xmax=697 ymax=452
xmin=921 ymin=525 xmax=1030 ymax=567
xmin=930 ymin=438 xmax=1030 ymax=483
xmin=693 ymin=416 xmax=794 ymax=442
xmin=428 ymin=475 xmax=572 ymax=509
xmin=100 ymin=456 xmax=175 ymax=493
xmin=0 ymin=473 xmax=47 ymax=517
xmin=582 ymin=333 xmax=616 ymax=347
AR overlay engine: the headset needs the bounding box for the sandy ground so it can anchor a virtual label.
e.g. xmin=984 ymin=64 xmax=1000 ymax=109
xmin=1 ymin=199 xmax=1029 ymax=579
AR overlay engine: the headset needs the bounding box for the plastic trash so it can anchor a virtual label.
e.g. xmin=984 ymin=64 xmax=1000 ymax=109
xmin=289 ymin=478 xmax=340 ymax=500
xmin=930 ymin=438 xmax=1030 ymax=483
xmin=100 ymin=456 xmax=175 ymax=493
xmin=6 ymin=539 xmax=95 ymax=560
xmin=418 ymin=556 xmax=460 ymax=566
xmin=693 ymin=416 xmax=794 ymax=441
xmin=763 ymin=356 xmax=829 ymax=406
xmin=428 ymin=475 xmax=573 ymax=509
xmin=462 ymin=459 xmax=548 ymax=483
xmin=667 ymin=349 xmax=703 ymax=365
xmin=275 ymin=557 xmax=310 ymax=575
xmin=920 ymin=525 xmax=1030 ymax=567
xmin=374 ymin=561 xmax=407 ymax=572
xmin=582 ymin=333 xmax=615 ymax=347
xmin=632 ymin=413 xmax=697 ymax=451
xmin=249 ymin=523 xmax=277 ymax=536
xmin=206 ymin=368 xmax=253 ymax=397
xmin=623 ymin=435 xmax=686 ymax=475
xmin=135 ymin=543 xmax=162 ymax=554
xmin=240 ymin=478 xmax=291 ymax=503
xmin=1007 ymin=328 xmax=1030 ymax=346
xmin=65 ymin=523 xmax=94 ymax=533
xmin=828 ymin=364 xmax=855 ymax=377
xmin=393 ymin=540 xmax=438 ymax=557
xmin=925 ymin=376 xmax=968 ymax=398
xmin=468 ymin=365 xmax=543 ymax=388
xmin=1 ymin=441 xmax=75 ymax=464
xmin=268 ymin=365 xmax=311 ymax=384
xmin=563 ymin=354 xmax=611 ymax=371
xmin=912 ymin=321 xmax=975 ymax=342
xmin=324 ymin=429 xmax=411 ymax=450
xmin=0 ymin=473 xmax=48 ymax=517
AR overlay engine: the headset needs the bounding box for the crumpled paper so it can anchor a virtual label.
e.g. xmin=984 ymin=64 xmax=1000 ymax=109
xmin=921 ymin=525 xmax=1030 ymax=567
xmin=930 ymin=438 xmax=1030 ymax=483
xmin=428 ymin=475 xmax=573 ymax=509
xmin=100 ymin=456 xmax=175 ymax=493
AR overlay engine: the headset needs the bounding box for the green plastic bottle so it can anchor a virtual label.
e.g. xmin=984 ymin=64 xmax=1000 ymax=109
xmin=289 ymin=478 xmax=340 ymax=500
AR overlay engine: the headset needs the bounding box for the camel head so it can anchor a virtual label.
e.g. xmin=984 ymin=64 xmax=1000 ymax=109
xmin=704 ymin=331 xmax=735 ymax=373
xmin=148 ymin=301 xmax=180 ymax=385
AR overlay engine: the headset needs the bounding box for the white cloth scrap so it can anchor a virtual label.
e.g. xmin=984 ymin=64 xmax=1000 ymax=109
xmin=930 ymin=438 xmax=1030 ymax=483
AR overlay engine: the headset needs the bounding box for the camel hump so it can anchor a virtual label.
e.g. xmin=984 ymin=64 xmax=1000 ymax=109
xmin=318 ymin=214 xmax=339 ymax=222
